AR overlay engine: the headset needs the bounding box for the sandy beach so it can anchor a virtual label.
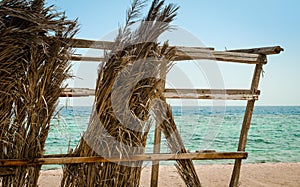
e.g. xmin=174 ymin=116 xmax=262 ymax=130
xmin=38 ymin=162 xmax=300 ymax=187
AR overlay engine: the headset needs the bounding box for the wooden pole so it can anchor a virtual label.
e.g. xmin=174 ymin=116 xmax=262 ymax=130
xmin=61 ymin=88 xmax=261 ymax=100
xmin=150 ymin=123 xmax=162 ymax=187
xmin=229 ymin=60 xmax=265 ymax=187
xmin=150 ymin=74 xmax=166 ymax=187
xmin=0 ymin=152 xmax=247 ymax=167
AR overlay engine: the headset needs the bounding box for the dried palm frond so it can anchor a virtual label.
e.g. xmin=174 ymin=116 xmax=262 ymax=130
xmin=152 ymin=95 xmax=202 ymax=187
xmin=0 ymin=0 xmax=77 ymax=186
xmin=62 ymin=0 xmax=201 ymax=186
xmin=61 ymin=0 xmax=179 ymax=186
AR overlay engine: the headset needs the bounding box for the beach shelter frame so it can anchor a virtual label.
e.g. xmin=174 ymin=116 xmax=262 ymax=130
xmin=0 ymin=37 xmax=283 ymax=187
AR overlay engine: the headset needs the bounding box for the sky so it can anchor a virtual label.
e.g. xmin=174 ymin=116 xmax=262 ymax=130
xmin=47 ymin=0 xmax=300 ymax=106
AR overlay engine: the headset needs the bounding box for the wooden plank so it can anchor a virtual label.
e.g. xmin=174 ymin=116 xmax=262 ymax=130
xmin=61 ymin=88 xmax=260 ymax=100
xmin=230 ymin=63 xmax=264 ymax=187
xmin=0 ymin=152 xmax=247 ymax=167
xmin=227 ymin=46 xmax=284 ymax=55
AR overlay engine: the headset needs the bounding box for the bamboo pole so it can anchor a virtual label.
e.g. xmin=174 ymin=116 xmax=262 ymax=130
xmin=229 ymin=60 xmax=265 ymax=187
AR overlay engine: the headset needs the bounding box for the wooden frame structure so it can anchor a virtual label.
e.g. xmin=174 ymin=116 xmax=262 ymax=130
xmin=0 ymin=38 xmax=283 ymax=187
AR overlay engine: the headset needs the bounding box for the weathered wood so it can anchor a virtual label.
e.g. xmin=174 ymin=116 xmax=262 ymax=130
xmin=228 ymin=46 xmax=284 ymax=55
xmin=174 ymin=50 xmax=266 ymax=64
xmin=164 ymin=89 xmax=260 ymax=100
xmin=70 ymin=38 xmax=283 ymax=56
xmin=151 ymin=121 xmax=162 ymax=187
xmin=61 ymin=88 xmax=260 ymax=100
xmin=230 ymin=62 xmax=264 ymax=187
xmin=57 ymin=37 xmax=279 ymax=64
xmin=71 ymin=38 xmax=114 ymax=49
xmin=70 ymin=50 xmax=266 ymax=64
xmin=0 ymin=167 xmax=15 ymax=176
xmin=151 ymin=77 xmax=166 ymax=187
xmin=70 ymin=38 xmax=214 ymax=51
xmin=0 ymin=152 xmax=247 ymax=167
xmin=61 ymin=88 xmax=95 ymax=97
xmin=70 ymin=55 xmax=104 ymax=62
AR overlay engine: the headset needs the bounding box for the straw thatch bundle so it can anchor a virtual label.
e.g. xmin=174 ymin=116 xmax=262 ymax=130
xmin=61 ymin=0 xmax=177 ymax=186
xmin=0 ymin=0 xmax=77 ymax=186
xmin=62 ymin=0 xmax=200 ymax=186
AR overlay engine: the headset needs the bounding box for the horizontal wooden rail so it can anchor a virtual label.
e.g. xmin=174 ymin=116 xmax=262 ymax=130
xmin=70 ymin=51 xmax=266 ymax=64
xmin=164 ymin=89 xmax=260 ymax=100
xmin=71 ymin=55 xmax=104 ymax=62
xmin=61 ymin=88 xmax=260 ymax=100
xmin=70 ymin=38 xmax=283 ymax=56
xmin=71 ymin=38 xmax=114 ymax=49
xmin=227 ymin=46 xmax=284 ymax=55
xmin=0 ymin=152 xmax=247 ymax=166
xmin=61 ymin=88 xmax=94 ymax=97
xmin=65 ymin=38 xmax=280 ymax=64
xmin=174 ymin=50 xmax=266 ymax=64
xmin=71 ymin=38 xmax=215 ymax=51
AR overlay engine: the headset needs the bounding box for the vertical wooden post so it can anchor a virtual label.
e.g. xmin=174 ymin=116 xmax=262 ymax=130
xmin=150 ymin=67 xmax=167 ymax=187
xmin=150 ymin=123 xmax=162 ymax=187
xmin=230 ymin=60 xmax=265 ymax=187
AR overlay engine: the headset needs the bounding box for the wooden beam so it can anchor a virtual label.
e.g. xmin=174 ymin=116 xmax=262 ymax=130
xmin=151 ymin=118 xmax=162 ymax=187
xmin=230 ymin=62 xmax=264 ymax=187
xmin=227 ymin=46 xmax=284 ymax=55
xmin=174 ymin=50 xmax=266 ymax=64
xmin=71 ymin=38 xmax=214 ymax=51
xmin=164 ymin=89 xmax=260 ymax=100
xmin=0 ymin=152 xmax=247 ymax=167
xmin=66 ymin=38 xmax=269 ymax=64
xmin=61 ymin=88 xmax=95 ymax=97
xmin=70 ymin=55 xmax=104 ymax=62
xmin=61 ymin=88 xmax=260 ymax=100
xmin=70 ymin=50 xmax=266 ymax=64
xmin=56 ymin=37 xmax=280 ymax=64
xmin=71 ymin=38 xmax=114 ymax=49
xmin=151 ymin=77 xmax=166 ymax=187
xmin=70 ymin=38 xmax=283 ymax=57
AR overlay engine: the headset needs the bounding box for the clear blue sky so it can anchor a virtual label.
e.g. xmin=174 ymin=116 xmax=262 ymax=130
xmin=47 ymin=0 xmax=300 ymax=106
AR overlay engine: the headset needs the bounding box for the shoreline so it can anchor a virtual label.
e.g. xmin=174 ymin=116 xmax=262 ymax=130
xmin=39 ymin=162 xmax=300 ymax=186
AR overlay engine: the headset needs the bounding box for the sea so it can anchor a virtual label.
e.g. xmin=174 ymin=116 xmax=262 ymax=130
xmin=44 ymin=106 xmax=300 ymax=169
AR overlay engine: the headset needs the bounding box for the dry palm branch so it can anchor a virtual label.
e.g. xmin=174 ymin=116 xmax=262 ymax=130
xmin=0 ymin=0 xmax=77 ymax=186
xmin=152 ymin=96 xmax=202 ymax=187
xmin=62 ymin=0 xmax=200 ymax=186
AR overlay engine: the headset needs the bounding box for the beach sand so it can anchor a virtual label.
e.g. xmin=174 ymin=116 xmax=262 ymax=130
xmin=38 ymin=162 xmax=300 ymax=187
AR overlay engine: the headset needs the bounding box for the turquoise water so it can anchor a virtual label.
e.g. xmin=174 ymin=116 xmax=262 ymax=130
xmin=44 ymin=106 xmax=300 ymax=169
